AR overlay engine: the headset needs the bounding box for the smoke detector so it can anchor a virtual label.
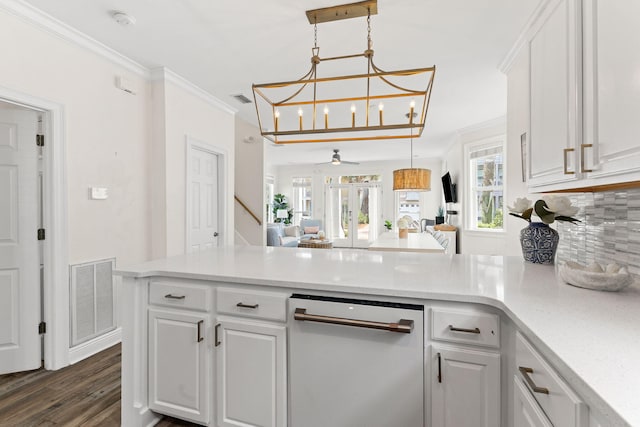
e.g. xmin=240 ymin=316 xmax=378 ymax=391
xmin=112 ymin=11 xmax=136 ymax=26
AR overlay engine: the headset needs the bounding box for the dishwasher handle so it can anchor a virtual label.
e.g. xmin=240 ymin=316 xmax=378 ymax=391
xmin=294 ymin=308 xmax=414 ymax=333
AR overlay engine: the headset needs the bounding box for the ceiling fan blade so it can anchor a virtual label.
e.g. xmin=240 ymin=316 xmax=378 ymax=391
xmin=340 ymin=160 xmax=360 ymax=165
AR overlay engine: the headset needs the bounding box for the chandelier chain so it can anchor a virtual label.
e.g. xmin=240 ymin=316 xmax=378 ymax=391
xmin=314 ymin=20 xmax=318 ymax=48
xmin=367 ymin=9 xmax=372 ymax=49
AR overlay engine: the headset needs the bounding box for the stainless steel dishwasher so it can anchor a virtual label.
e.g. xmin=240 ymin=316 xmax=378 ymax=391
xmin=289 ymin=294 xmax=424 ymax=427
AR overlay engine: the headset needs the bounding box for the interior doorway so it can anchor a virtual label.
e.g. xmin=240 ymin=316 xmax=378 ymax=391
xmin=185 ymin=137 xmax=225 ymax=253
xmin=0 ymin=102 xmax=42 ymax=374
xmin=325 ymin=182 xmax=382 ymax=248
xmin=0 ymin=88 xmax=68 ymax=373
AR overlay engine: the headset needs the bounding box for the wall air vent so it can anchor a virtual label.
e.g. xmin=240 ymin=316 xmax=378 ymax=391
xmin=232 ymin=94 xmax=253 ymax=104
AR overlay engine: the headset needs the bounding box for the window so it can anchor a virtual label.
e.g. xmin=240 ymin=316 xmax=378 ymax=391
xmin=467 ymin=142 xmax=505 ymax=231
xmin=396 ymin=191 xmax=421 ymax=223
xmin=291 ymin=177 xmax=312 ymax=225
xmin=265 ymin=175 xmax=274 ymax=223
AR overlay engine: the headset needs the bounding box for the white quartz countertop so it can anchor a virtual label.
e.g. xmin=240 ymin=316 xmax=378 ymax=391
xmin=368 ymin=231 xmax=445 ymax=253
xmin=116 ymin=245 xmax=640 ymax=426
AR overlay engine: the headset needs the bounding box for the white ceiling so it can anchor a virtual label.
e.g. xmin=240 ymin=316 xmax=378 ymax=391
xmin=23 ymin=0 xmax=539 ymax=166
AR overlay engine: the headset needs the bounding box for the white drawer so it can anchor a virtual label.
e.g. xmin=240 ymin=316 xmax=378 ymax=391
xmin=431 ymin=307 xmax=500 ymax=348
xmin=515 ymin=332 xmax=588 ymax=427
xmin=217 ymin=287 xmax=287 ymax=322
xmin=149 ymin=281 xmax=211 ymax=312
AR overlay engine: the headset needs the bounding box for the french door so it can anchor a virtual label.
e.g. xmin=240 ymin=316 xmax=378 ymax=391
xmin=325 ymin=183 xmax=381 ymax=248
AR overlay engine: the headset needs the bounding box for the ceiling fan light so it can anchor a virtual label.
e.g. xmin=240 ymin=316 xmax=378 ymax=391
xmin=393 ymin=168 xmax=431 ymax=191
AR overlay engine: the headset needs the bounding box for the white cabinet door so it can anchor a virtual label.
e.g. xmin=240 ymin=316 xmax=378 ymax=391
xmin=148 ymin=309 xmax=210 ymax=424
xmin=431 ymin=345 xmax=500 ymax=427
xmin=528 ymin=0 xmax=582 ymax=188
xmin=216 ymin=318 xmax=286 ymax=427
xmin=514 ymin=376 xmax=553 ymax=427
xmin=582 ymin=0 xmax=640 ymax=182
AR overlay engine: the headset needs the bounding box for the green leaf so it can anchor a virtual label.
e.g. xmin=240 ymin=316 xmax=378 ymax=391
xmin=521 ymin=207 xmax=533 ymax=221
xmin=534 ymin=200 xmax=555 ymax=224
xmin=555 ymin=215 xmax=580 ymax=223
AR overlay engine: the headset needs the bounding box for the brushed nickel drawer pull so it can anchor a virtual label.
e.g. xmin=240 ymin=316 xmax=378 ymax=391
xmin=237 ymin=302 xmax=259 ymax=309
xmin=448 ymin=325 xmax=481 ymax=334
xmin=581 ymin=143 xmax=593 ymax=173
xmin=197 ymin=320 xmax=204 ymax=343
xmin=294 ymin=308 xmax=413 ymax=333
xmin=519 ymin=366 xmax=549 ymax=394
xmin=215 ymin=323 xmax=221 ymax=347
xmin=164 ymin=294 xmax=186 ymax=300
xmin=437 ymin=352 xmax=442 ymax=383
xmin=563 ymin=148 xmax=575 ymax=175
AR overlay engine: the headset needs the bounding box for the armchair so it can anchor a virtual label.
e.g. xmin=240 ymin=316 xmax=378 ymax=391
xmin=299 ymin=219 xmax=323 ymax=240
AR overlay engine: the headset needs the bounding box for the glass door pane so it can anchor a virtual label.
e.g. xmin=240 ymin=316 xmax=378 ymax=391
xmin=353 ymin=184 xmax=381 ymax=248
xmin=326 ymin=185 xmax=351 ymax=247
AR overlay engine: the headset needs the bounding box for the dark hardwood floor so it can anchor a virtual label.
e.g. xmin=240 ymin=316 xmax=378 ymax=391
xmin=0 ymin=344 xmax=198 ymax=426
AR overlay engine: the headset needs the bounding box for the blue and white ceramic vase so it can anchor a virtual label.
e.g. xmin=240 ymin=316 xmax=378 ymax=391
xmin=519 ymin=222 xmax=559 ymax=264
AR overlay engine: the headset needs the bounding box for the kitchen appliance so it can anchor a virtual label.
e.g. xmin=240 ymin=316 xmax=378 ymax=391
xmin=289 ymin=294 xmax=424 ymax=427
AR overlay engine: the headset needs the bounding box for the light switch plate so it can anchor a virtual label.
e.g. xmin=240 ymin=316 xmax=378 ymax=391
xmin=90 ymin=187 xmax=108 ymax=200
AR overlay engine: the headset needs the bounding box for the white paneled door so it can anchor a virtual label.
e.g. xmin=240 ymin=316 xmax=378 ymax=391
xmin=188 ymin=145 xmax=219 ymax=253
xmin=0 ymin=108 xmax=41 ymax=374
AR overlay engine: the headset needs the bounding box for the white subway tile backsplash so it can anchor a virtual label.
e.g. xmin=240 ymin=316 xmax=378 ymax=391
xmin=556 ymin=189 xmax=640 ymax=278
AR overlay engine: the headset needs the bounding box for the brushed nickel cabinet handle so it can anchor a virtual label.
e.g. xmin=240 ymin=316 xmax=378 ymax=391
xmin=563 ymin=148 xmax=575 ymax=175
xmin=237 ymin=302 xmax=259 ymax=309
xmin=519 ymin=366 xmax=549 ymax=394
xmin=164 ymin=294 xmax=185 ymax=300
xmin=215 ymin=323 xmax=221 ymax=347
xmin=294 ymin=308 xmax=413 ymax=333
xmin=197 ymin=320 xmax=204 ymax=343
xmin=437 ymin=352 xmax=442 ymax=383
xmin=448 ymin=325 xmax=481 ymax=334
xmin=581 ymin=143 xmax=593 ymax=173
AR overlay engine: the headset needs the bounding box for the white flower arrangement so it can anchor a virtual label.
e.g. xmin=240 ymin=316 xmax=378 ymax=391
xmin=508 ymin=195 xmax=580 ymax=224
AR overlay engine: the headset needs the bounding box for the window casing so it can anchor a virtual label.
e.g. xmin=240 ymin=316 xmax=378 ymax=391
xmin=466 ymin=142 xmax=505 ymax=231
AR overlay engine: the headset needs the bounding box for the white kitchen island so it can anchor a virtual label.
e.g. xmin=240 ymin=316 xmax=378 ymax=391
xmin=368 ymin=231 xmax=445 ymax=253
xmin=116 ymin=246 xmax=640 ymax=427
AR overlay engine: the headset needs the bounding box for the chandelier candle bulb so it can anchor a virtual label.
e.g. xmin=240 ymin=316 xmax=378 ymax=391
xmin=351 ymin=104 xmax=356 ymax=128
xmin=298 ymin=108 xmax=304 ymax=131
xmin=379 ymin=103 xmax=384 ymax=125
xmin=324 ymin=106 xmax=329 ymax=129
xmin=274 ymin=110 xmax=280 ymax=132
xmin=409 ymin=100 xmax=415 ymax=124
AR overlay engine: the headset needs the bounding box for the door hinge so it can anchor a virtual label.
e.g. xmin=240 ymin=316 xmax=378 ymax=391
xmin=36 ymin=134 xmax=44 ymax=147
xmin=39 ymin=322 xmax=46 ymax=334
xmin=37 ymin=228 xmax=45 ymax=240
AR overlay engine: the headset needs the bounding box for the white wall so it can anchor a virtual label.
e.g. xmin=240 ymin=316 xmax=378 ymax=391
xmin=274 ymin=157 xmax=443 ymax=232
xmin=234 ymin=118 xmax=264 ymax=245
xmin=153 ymin=69 xmax=236 ymax=257
xmin=442 ymin=118 xmax=507 ymax=255
xmin=0 ymin=7 xmax=151 ymax=267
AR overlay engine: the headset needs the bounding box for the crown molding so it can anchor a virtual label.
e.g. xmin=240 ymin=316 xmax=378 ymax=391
xmin=0 ymin=0 xmax=150 ymax=77
xmin=497 ymin=0 xmax=554 ymax=74
xmin=150 ymin=68 xmax=237 ymax=115
xmin=457 ymin=116 xmax=506 ymax=137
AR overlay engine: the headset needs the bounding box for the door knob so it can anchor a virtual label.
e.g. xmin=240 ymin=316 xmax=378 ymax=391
xmin=213 ymin=232 xmax=219 ymax=237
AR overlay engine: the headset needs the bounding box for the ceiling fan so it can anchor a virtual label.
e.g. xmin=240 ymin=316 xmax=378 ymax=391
xmin=315 ymin=149 xmax=360 ymax=165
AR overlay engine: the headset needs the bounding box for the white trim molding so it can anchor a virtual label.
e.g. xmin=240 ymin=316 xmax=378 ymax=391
xmin=0 ymin=0 xmax=149 ymax=77
xmin=151 ymin=68 xmax=237 ymax=116
xmin=497 ymin=0 xmax=555 ymax=74
xmin=68 ymin=328 xmax=121 ymax=365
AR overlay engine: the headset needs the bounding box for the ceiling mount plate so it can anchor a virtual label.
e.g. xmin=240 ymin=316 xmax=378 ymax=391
xmin=306 ymin=0 xmax=378 ymax=25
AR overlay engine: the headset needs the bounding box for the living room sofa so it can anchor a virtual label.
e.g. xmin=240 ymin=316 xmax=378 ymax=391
xmin=266 ymin=223 xmax=299 ymax=247
xmin=299 ymin=219 xmax=323 ymax=240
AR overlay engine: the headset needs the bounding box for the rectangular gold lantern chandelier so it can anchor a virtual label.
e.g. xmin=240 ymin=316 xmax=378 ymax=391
xmin=252 ymin=0 xmax=436 ymax=145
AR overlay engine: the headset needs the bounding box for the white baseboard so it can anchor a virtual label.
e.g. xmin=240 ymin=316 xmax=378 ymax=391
xmin=68 ymin=327 xmax=121 ymax=364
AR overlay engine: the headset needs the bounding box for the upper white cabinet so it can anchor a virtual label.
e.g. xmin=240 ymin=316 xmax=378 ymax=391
xmin=509 ymin=0 xmax=640 ymax=191
xmin=582 ymin=0 xmax=640 ymax=181
xmin=528 ymin=0 xmax=583 ymax=188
